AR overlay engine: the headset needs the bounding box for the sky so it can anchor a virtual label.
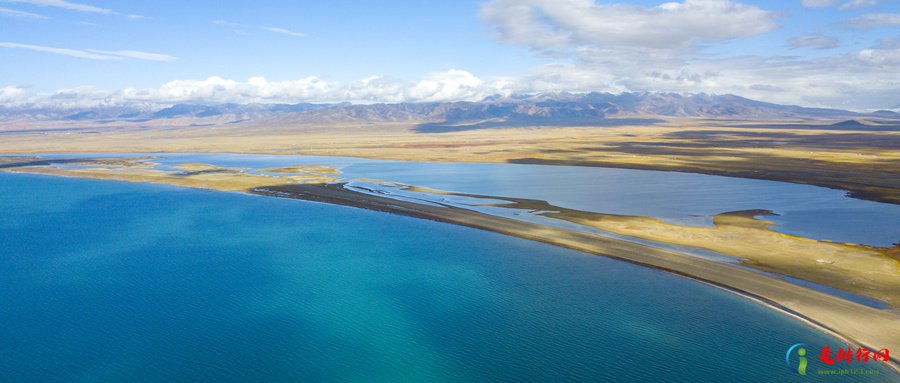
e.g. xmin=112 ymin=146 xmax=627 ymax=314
xmin=0 ymin=0 xmax=898 ymax=110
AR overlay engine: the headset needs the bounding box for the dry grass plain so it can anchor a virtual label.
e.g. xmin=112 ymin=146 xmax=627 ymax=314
xmin=2 ymin=117 xmax=899 ymax=203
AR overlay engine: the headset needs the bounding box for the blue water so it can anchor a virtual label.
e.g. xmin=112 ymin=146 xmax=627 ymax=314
xmin=49 ymin=152 xmax=896 ymax=247
xmin=339 ymin=161 xmax=900 ymax=247
xmin=2 ymin=172 xmax=896 ymax=382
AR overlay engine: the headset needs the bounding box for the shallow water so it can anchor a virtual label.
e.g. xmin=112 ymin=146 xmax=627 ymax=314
xmin=94 ymin=152 xmax=900 ymax=247
xmin=1 ymin=172 xmax=896 ymax=382
xmin=341 ymin=160 xmax=900 ymax=247
xmin=34 ymin=152 xmax=900 ymax=246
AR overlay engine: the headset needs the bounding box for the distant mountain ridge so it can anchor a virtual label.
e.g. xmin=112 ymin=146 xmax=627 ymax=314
xmin=1 ymin=92 xmax=893 ymax=125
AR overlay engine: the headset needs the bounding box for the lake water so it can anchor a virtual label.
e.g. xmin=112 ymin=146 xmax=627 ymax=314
xmin=1 ymin=172 xmax=896 ymax=382
xmin=106 ymin=153 xmax=899 ymax=247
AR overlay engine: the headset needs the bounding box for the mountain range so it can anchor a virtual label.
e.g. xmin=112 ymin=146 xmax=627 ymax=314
xmin=2 ymin=92 xmax=898 ymax=126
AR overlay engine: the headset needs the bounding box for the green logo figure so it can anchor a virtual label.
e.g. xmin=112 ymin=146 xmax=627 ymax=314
xmin=786 ymin=343 xmax=808 ymax=375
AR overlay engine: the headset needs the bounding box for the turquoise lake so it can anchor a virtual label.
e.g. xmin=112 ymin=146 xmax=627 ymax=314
xmin=2 ymin=172 xmax=897 ymax=382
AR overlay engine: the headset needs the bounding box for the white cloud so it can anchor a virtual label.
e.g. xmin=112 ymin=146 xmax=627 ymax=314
xmin=265 ymin=27 xmax=305 ymax=38
xmin=0 ymin=85 xmax=27 ymax=103
xmin=85 ymin=49 xmax=177 ymax=62
xmin=212 ymin=20 xmax=240 ymax=27
xmin=0 ymin=5 xmax=44 ymax=18
xmin=0 ymin=51 xmax=898 ymax=111
xmin=0 ymin=41 xmax=115 ymax=59
xmin=148 ymin=76 xmax=330 ymax=103
xmin=788 ymin=35 xmax=839 ymax=49
xmin=471 ymin=0 xmax=900 ymax=109
xmin=839 ymin=0 xmax=878 ymax=10
xmin=3 ymin=0 xmax=111 ymax=14
xmin=2 ymin=0 xmax=142 ymax=18
xmin=847 ymin=13 xmax=900 ymax=28
xmin=0 ymin=70 xmax=519 ymax=109
xmin=140 ymin=71 xmax=508 ymax=104
xmin=407 ymin=69 xmax=489 ymax=101
xmin=856 ymin=47 xmax=900 ymax=65
xmin=529 ymin=46 xmax=900 ymax=110
xmin=875 ymin=36 xmax=900 ymax=49
xmin=1 ymin=0 xmax=898 ymax=112
xmin=0 ymin=42 xmax=176 ymax=61
xmin=801 ymin=0 xmax=837 ymax=7
xmin=212 ymin=20 xmax=251 ymax=35
xmin=481 ymin=0 xmax=777 ymax=52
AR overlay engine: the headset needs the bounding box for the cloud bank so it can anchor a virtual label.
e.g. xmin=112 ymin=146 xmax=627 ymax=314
xmin=0 ymin=70 xmax=515 ymax=110
xmin=1 ymin=0 xmax=898 ymax=111
xmin=846 ymin=13 xmax=900 ymax=28
xmin=839 ymin=0 xmax=879 ymax=10
xmin=480 ymin=0 xmax=777 ymax=52
xmin=2 ymin=46 xmax=898 ymax=112
xmin=476 ymin=0 xmax=899 ymax=110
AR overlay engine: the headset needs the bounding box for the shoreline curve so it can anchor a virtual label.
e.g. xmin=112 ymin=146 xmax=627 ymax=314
xmin=253 ymin=182 xmax=900 ymax=373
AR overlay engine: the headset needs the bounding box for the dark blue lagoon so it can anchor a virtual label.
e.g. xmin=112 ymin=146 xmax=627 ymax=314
xmin=1 ymin=172 xmax=896 ymax=382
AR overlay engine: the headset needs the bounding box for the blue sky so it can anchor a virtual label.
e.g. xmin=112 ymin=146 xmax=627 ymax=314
xmin=1 ymin=0 xmax=898 ymax=109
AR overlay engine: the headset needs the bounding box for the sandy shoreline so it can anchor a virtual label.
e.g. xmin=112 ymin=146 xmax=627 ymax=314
xmin=254 ymin=183 xmax=900 ymax=371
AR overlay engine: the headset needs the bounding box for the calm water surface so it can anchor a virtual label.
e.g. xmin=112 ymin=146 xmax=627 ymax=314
xmin=1 ymin=172 xmax=896 ymax=382
xmin=117 ymin=153 xmax=898 ymax=246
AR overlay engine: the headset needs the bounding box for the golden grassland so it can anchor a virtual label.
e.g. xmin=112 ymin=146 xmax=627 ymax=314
xmin=562 ymin=209 xmax=900 ymax=290
xmin=433 ymin=190 xmax=900 ymax=306
xmin=2 ymin=118 xmax=899 ymax=203
xmin=3 ymin=160 xmax=341 ymax=191
xmin=259 ymin=165 xmax=342 ymax=175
